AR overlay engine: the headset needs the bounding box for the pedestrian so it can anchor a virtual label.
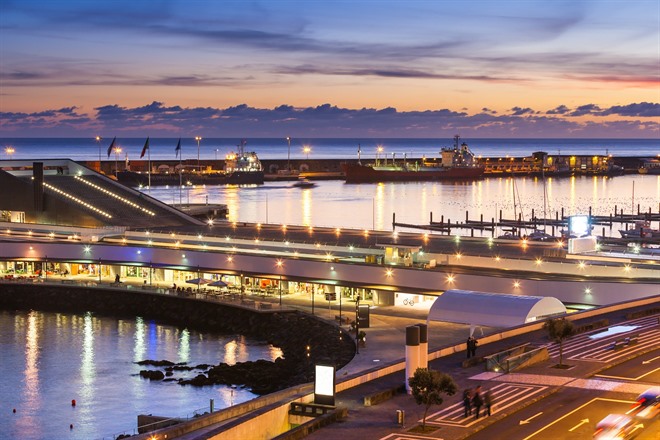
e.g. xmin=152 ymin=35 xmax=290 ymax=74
xmin=462 ymin=388 xmax=473 ymax=418
xmin=484 ymin=389 xmax=493 ymax=416
xmin=471 ymin=337 xmax=479 ymax=358
xmin=114 ymin=273 xmax=120 ymax=283
xmin=472 ymin=385 xmax=483 ymax=419
xmin=466 ymin=336 xmax=473 ymax=359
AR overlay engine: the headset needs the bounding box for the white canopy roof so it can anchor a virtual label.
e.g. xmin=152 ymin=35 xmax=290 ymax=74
xmin=427 ymin=289 xmax=566 ymax=328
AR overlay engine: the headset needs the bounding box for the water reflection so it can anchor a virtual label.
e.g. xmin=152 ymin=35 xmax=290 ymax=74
xmin=147 ymin=175 xmax=660 ymax=235
xmin=2 ymin=310 xmax=278 ymax=439
xmin=178 ymin=328 xmax=190 ymax=363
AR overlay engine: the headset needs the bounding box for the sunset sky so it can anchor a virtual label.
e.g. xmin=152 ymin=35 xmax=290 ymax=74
xmin=1 ymin=0 xmax=658 ymax=137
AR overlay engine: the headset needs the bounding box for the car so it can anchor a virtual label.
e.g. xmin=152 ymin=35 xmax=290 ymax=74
xmin=593 ymin=414 xmax=638 ymax=439
xmin=630 ymin=386 xmax=660 ymax=420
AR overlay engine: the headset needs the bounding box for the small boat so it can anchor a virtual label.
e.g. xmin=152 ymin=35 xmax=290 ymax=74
xmin=619 ymin=220 xmax=659 ymax=238
xmin=292 ymin=178 xmax=316 ymax=188
xmin=342 ymin=135 xmax=485 ymax=183
xmin=526 ymin=229 xmax=555 ymax=242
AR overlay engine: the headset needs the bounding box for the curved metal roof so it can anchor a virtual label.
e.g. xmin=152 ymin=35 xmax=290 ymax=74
xmin=427 ymin=289 xmax=566 ymax=328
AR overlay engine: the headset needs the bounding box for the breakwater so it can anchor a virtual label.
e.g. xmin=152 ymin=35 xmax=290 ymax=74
xmin=85 ymin=154 xmax=655 ymax=180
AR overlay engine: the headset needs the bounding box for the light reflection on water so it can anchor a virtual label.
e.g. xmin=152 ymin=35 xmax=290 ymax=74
xmin=151 ymin=175 xmax=660 ymax=235
xmin=1 ymin=310 xmax=282 ymax=440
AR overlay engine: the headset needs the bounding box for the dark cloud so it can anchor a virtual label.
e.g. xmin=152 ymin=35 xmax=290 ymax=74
xmin=509 ymin=107 xmax=537 ymax=116
xmin=2 ymin=101 xmax=658 ymax=138
xmin=546 ymin=105 xmax=570 ymax=115
xmin=568 ymin=104 xmax=602 ymax=116
xmin=599 ymin=102 xmax=660 ymax=118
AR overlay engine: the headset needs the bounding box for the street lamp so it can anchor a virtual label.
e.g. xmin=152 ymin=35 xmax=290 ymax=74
xmin=215 ymin=148 xmax=219 ymax=161
xmin=286 ymin=136 xmax=291 ymax=171
xmin=355 ymin=294 xmax=361 ymax=354
xmin=303 ymin=146 xmax=311 ymax=160
xmin=95 ymin=136 xmax=103 ymax=161
xmin=195 ymin=136 xmax=202 ymax=171
xmin=5 ymin=146 xmax=15 ymax=159
xmin=113 ymin=146 xmax=122 ymax=178
xmin=377 ymin=145 xmax=383 ymax=166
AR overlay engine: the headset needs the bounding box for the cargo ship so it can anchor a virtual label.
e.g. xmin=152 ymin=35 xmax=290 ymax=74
xmin=342 ymin=135 xmax=485 ymax=183
xmin=116 ymin=141 xmax=264 ymax=187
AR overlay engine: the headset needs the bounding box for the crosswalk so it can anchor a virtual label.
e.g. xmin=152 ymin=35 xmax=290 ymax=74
xmin=544 ymin=315 xmax=660 ymax=363
xmin=423 ymin=383 xmax=548 ymax=427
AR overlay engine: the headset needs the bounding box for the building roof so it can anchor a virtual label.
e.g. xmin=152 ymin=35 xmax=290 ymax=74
xmin=427 ymin=289 xmax=566 ymax=328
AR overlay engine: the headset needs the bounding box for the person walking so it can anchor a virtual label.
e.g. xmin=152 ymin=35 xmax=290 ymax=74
xmin=462 ymin=388 xmax=473 ymax=418
xmin=484 ymin=389 xmax=493 ymax=416
xmin=466 ymin=336 xmax=473 ymax=359
xmin=472 ymin=385 xmax=483 ymax=419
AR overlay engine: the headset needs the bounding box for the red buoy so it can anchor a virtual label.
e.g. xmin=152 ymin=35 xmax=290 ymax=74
xmin=70 ymin=424 xmax=74 ymax=430
xmin=13 ymin=408 xmax=16 ymax=413
xmin=71 ymin=399 xmax=76 ymax=406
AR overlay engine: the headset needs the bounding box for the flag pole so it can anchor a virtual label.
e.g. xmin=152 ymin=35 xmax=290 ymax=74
xmin=148 ymin=140 xmax=151 ymax=194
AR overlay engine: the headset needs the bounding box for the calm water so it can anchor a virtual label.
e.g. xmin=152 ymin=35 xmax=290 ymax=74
xmin=0 ymin=310 xmax=282 ymax=440
xmin=150 ymin=174 xmax=660 ymax=235
xmin=1 ymin=137 xmax=658 ymax=161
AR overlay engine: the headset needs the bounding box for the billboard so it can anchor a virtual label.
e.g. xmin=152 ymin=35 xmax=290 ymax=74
xmin=314 ymin=364 xmax=336 ymax=406
xmin=569 ymin=215 xmax=591 ymax=238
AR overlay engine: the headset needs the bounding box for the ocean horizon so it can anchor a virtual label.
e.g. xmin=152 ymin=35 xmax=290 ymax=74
xmin=1 ymin=137 xmax=658 ymax=162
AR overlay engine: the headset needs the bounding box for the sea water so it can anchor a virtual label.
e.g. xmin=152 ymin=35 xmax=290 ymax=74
xmin=0 ymin=310 xmax=282 ymax=440
xmin=1 ymin=137 xmax=658 ymax=161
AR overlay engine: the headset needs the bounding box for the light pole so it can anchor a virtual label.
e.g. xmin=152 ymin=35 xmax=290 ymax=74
xmin=377 ymin=145 xmax=383 ymax=166
xmin=355 ymin=294 xmax=361 ymax=354
xmin=113 ymin=146 xmax=122 ymax=178
xmin=215 ymin=148 xmax=219 ymax=161
xmin=95 ymin=136 xmax=102 ymax=161
xmin=5 ymin=146 xmax=15 ymax=159
xmin=195 ymin=136 xmax=202 ymax=171
xmin=286 ymin=136 xmax=291 ymax=171
xmin=303 ymin=146 xmax=311 ymax=160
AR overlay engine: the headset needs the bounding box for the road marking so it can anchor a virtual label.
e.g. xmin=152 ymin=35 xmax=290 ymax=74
xmin=568 ymin=418 xmax=589 ymax=432
xmin=519 ymin=412 xmax=543 ymax=425
xmin=630 ymin=423 xmax=645 ymax=435
xmin=642 ymin=354 xmax=660 ymax=365
xmin=425 ymin=383 xmax=547 ymax=428
xmin=595 ymin=366 xmax=660 ymax=381
xmin=378 ymin=434 xmax=442 ymax=440
xmin=522 ymin=397 xmax=634 ymax=440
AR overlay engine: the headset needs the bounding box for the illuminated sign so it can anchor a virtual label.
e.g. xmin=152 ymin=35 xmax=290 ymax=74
xmin=314 ymin=364 xmax=335 ymax=406
xmin=569 ymin=215 xmax=590 ymax=238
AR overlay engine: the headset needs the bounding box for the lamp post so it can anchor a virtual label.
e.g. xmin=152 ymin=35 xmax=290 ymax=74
xmin=286 ymin=136 xmax=291 ymax=171
xmin=95 ymin=136 xmax=102 ymax=161
xmin=215 ymin=148 xmax=219 ymax=161
xmin=114 ymin=146 xmax=122 ymax=178
xmin=195 ymin=136 xmax=202 ymax=171
xmin=376 ymin=145 xmax=383 ymax=166
xmin=303 ymin=146 xmax=311 ymax=160
xmin=355 ymin=294 xmax=361 ymax=354
xmin=5 ymin=146 xmax=15 ymax=159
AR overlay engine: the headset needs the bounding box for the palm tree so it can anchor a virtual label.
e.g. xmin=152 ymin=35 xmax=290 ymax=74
xmin=543 ymin=317 xmax=576 ymax=367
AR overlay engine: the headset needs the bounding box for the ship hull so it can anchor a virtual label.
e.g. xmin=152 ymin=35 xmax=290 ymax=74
xmin=343 ymin=164 xmax=485 ymax=183
xmin=116 ymin=171 xmax=264 ymax=187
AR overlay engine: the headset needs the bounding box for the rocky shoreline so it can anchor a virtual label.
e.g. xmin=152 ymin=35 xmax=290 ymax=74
xmin=0 ymin=284 xmax=356 ymax=395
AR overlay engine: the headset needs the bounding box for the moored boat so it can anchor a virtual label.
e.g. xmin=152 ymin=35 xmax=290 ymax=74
xmin=619 ymin=220 xmax=659 ymax=238
xmin=342 ymin=135 xmax=485 ymax=183
xmin=117 ymin=140 xmax=264 ymax=186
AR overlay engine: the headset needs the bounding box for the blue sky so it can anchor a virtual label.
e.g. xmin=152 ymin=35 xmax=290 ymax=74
xmin=0 ymin=0 xmax=658 ymax=137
